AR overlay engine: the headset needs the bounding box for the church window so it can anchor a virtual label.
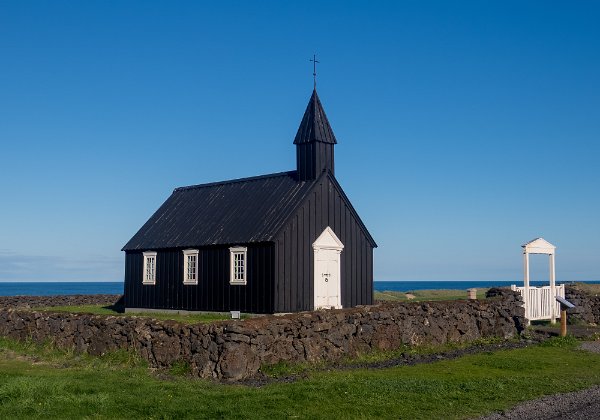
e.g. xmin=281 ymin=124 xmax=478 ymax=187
xmin=183 ymin=249 xmax=199 ymax=285
xmin=142 ymin=251 xmax=157 ymax=285
xmin=229 ymin=246 xmax=247 ymax=285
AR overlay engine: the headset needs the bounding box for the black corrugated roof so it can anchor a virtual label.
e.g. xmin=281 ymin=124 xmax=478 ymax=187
xmin=293 ymin=89 xmax=337 ymax=145
xmin=122 ymin=171 xmax=319 ymax=251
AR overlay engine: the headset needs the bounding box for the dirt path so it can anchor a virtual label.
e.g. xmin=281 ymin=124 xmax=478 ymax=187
xmin=240 ymin=339 xmax=537 ymax=387
xmin=241 ymin=329 xmax=600 ymax=389
xmin=477 ymin=385 xmax=600 ymax=420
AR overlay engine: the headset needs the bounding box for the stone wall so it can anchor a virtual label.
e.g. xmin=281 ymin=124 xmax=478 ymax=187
xmin=565 ymin=285 xmax=600 ymax=324
xmin=0 ymin=294 xmax=122 ymax=309
xmin=0 ymin=290 xmax=524 ymax=381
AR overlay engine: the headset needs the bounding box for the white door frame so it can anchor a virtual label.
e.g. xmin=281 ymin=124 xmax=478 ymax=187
xmin=313 ymin=226 xmax=344 ymax=309
xmin=521 ymin=237 xmax=558 ymax=323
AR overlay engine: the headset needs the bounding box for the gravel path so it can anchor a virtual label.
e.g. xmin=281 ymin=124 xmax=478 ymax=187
xmin=478 ymin=386 xmax=600 ymax=420
xmin=579 ymin=340 xmax=600 ymax=353
xmin=478 ymin=341 xmax=600 ymax=420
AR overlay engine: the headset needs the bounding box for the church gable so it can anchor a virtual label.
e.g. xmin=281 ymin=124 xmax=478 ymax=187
xmin=272 ymin=172 xmax=376 ymax=312
xmin=273 ymin=172 xmax=376 ymax=249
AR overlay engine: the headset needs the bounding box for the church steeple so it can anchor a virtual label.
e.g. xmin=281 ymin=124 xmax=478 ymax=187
xmin=294 ymin=89 xmax=337 ymax=181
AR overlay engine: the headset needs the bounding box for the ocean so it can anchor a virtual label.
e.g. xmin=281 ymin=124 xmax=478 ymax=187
xmin=0 ymin=280 xmax=598 ymax=296
xmin=373 ymin=280 xmax=600 ymax=292
xmin=0 ymin=282 xmax=124 ymax=296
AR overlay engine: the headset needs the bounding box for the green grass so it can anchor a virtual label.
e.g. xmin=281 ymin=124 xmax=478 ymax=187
xmin=37 ymin=288 xmax=499 ymax=322
xmin=375 ymin=288 xmax=489 ymax=302
xmin=571 ymin=282 xmax=600 ymax=296
xmin=342 ymin=336 xmax=509 ymax=365
xmin=1 ymin=336 xmax=599 ymax=419
xmin=261 ymin=337 xmax=511 ymax=377
xmin=32 ymin=305 xmax=243 ymax=324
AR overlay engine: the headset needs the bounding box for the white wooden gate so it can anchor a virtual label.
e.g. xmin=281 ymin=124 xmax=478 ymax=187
xmin=511 ymin=284 xmax=564 ymax=321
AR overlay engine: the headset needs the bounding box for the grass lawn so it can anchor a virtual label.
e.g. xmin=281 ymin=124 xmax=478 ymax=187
xmin=572 ymin=282 xmax=600 ymax=296
xmin=375 ymin=288 xmax=489 ymax=302
xmin=36 ymin=287 xmax=488 ymax=322
xmin=1 ymin=336 xmax=599 ymax=419
xmin=32 ymin=305 xmax=240 ymax=324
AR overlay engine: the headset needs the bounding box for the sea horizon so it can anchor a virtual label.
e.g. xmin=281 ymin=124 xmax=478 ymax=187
xmin=0 ymin=279 xmax=599 ymax=296
xmin=3 ymin=279 xmax=599 ymax=283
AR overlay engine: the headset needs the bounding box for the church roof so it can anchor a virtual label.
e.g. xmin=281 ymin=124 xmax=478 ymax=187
xmin=293 ymin=89 xmax=337 ymax=145
xmin=122 ymin=171 xmax=320 ymax=251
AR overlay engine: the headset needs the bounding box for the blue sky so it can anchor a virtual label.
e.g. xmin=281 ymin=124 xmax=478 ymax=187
xmin=0 ymin=1 xmax=598 ymax=282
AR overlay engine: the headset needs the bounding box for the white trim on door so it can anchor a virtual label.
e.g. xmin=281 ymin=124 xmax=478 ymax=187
xmin=312 ymin=227 xmax=344 ymax=310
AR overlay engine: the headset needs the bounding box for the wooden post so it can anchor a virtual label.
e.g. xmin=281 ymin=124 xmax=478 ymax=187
xmin=560 ymin=308 xmax=567 ymax=337
xmin=549 ymin=253 xmax=557 ymax=323
xmin=523 ymin=251 xmax=530 ymax=324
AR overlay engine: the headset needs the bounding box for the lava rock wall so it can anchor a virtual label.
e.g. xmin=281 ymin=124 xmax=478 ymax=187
xmin=0 ymin=292 xmax=525 ymax=381
xmin=0 ymin=294 xmax=122 ymax=308
xmin=565 ymin=285 xmax=600 ymax=324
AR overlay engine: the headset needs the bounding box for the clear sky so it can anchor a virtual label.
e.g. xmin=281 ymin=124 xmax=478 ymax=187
xmin=1 ymin=1 xmax=598 ymax=283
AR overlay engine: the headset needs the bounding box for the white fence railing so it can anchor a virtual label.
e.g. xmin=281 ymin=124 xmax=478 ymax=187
xmin=511 ymin=284 xmax=564 ymax=321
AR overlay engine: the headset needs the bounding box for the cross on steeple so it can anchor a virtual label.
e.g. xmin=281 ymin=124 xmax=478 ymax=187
xmin=310 ymin=54 xmax=320 ymax=89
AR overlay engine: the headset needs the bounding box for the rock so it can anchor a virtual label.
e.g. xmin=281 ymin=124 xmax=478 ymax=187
xmin=313 ymin=322 xmax=332 ymax=332
xmin=218 ymin=342 xmax=259 ymax=381
xmin=191 ymin=350 xmax=213 ymax=378
xmin=0 ymin=294 xmax=122 ymax=309
xmin=358 ymin=324 xmax=374 ymax=335
xmin=226 ymin=333 xmax=251 ymax=344
xmin=565 ymin=285 xmax=600 ymax=325
xmin=151 ymin=334 xmax=182 ymax=366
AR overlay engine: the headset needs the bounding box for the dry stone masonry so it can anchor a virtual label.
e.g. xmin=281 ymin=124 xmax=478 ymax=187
xmin=0 ymin=294 xmax=121 ymax=309
xmin=0 ymin=290 xmax=524 ymax=381
xmin=565 ymin=285 xmax=600 ymax=325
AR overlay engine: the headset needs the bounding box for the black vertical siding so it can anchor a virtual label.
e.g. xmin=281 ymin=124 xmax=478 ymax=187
xmin=274 ymin=176 xmax=374 ymax=312
xmin=296 ymin=142 xmax=335 ymax=181
xmin=124 ymin=243 xmax=275 ymax=314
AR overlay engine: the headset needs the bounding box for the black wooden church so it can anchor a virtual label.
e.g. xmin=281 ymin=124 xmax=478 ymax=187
xmin=122 ymin=88 xmax=377 ymax=314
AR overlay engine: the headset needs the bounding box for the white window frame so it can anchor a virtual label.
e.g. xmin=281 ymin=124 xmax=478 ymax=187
xmin=142 ymin=251 xmax=157 ymax=285
xmin=182 ymin=249 xmax=199 ymax=285
xmin=229 ymin=246 xmax=247 ymax=285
